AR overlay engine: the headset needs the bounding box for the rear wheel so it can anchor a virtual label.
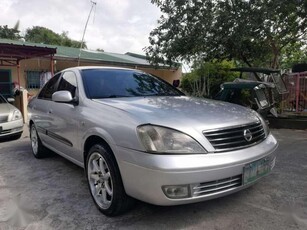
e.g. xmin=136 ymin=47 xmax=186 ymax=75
xmin=30 ymin=124 xmax=49 ymax=158
xmin=86 ymin=144 xmax=134 ymax=216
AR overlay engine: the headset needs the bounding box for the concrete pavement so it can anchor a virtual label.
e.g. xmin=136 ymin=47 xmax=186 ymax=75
xmin=0 ymin=129 xmax=306 ymax=230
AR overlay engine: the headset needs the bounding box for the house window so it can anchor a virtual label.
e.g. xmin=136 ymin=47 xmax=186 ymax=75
xmin=26 ymin=71 xmax=41 ymax=89
xmin=26 ymin=71 xmax=53 ymax=89
xmin=0 ymin=69 xmax=12 ymax=98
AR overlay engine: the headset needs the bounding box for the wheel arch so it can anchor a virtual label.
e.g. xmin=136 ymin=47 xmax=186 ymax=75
xmin=83 ymin=135 xmax=116 ymax=166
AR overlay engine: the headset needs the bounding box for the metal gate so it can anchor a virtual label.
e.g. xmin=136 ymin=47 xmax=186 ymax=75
xmin=281 ymin=71 xmax=307 ymax=114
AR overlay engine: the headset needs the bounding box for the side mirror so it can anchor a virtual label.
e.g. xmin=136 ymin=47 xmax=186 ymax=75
xmin=7 ymin=98 xmax=15 ymax=103
xmin=52 ymin=91 xmax=74 ymax=103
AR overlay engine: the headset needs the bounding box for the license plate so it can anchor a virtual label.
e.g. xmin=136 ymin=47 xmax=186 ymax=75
xmin=243 ymin=157 xmax=274 ymax=184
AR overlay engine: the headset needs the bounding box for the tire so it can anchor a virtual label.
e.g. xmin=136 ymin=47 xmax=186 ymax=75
xmin=85 ymin=144 xmax=134 ymax=216
xmin=30 ymin=124 xmax=49 ymax=159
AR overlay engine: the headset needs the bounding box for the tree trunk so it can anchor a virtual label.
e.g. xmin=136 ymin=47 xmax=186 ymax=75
xmin=271 ymin=52 xmax=280 ymax=69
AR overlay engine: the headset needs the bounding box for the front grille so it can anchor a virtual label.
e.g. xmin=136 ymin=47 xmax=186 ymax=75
xmin=0 ymin=115 xmax=8 ymax=123
xmin=192 ymin=175 xmax=242 ymax=197
xmin=0 ymin=129 xmax=11 ymax=134
xmin=203 ymin=122 xmax=266 ymax=152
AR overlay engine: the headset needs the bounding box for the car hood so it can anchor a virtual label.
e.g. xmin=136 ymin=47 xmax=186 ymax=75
xmin=93 ymin=96 xmax=260 ymax=131
xmin=0 ymin=103 xmax=14 ymax=115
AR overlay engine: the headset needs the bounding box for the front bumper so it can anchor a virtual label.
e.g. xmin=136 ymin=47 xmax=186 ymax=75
xmin=116 ymin=133 xmax=278 ymax=206
xmin=0 ymin=119 xmax=23 ymax=138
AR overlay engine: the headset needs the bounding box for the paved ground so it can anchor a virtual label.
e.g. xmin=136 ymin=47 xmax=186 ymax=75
xmin=0 ymin=128 xmax=306 ymax=230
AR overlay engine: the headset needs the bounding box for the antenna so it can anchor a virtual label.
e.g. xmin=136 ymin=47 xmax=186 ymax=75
xmin=78 ymin=0 xmax=97 ymax=66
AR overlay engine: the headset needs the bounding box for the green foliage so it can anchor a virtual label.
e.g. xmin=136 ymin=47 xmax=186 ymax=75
xmin=280 ymin=42 xmax=307 ymax=69
xmin=24 ymin=26 xmax=86 ymax=48
xmin=0 ymin=24 xmax=88 ymax=49
xmin=0 ymin=25 xmax=21 ymax=40
xmin=181 ymin=60 xmax=238 ymax=97
xmin=60 ymin=31 xmax=85 ymax=48
xmin=147 ymin=0 xmax=307 ymax=69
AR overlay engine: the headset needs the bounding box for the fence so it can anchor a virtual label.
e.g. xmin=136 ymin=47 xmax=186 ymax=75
xmin=281 ymin=71 xmax=307 ymax=114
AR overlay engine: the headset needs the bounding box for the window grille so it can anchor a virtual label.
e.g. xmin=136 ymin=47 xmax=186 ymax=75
xmin=26 ymin=71 xmax=41 ymax=89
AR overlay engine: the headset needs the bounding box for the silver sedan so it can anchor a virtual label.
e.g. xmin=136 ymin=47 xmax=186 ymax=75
xmin=28 ymin=67 xmax=278 ymax=216
xmin=0 ymin=94 xmax=23 ymax=139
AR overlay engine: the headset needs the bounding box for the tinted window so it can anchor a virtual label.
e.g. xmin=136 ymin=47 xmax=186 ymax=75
xmin=38 ymin=73 xmax=61 ymax=100
xmin=57 ymin=71 xmax=77 ymax=98
xmin=81 ymin=69 xmax=183 ymax=99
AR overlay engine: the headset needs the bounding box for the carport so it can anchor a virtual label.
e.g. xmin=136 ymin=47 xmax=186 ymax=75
xmin=0 ymin=42 xmax=56 ymax=120
xmin=0 ymin=42 xmax=56 ymax=94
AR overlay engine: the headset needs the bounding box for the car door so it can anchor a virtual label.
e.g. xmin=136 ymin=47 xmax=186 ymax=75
xmin=46 ymin=71 xmax=82 ymax=163
xmin=29 ymin=73 xmax=61 ymax=145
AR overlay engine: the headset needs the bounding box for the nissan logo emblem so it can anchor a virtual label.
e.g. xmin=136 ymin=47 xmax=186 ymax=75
xmin=243 ymin=129 xmax=253 ymax=142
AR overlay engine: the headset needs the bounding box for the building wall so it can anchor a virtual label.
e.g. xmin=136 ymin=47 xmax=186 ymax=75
xmin=0 ymin=58 xmax=52 ymax=96
xmin=139 ymin=67 xmax=182 ymax=84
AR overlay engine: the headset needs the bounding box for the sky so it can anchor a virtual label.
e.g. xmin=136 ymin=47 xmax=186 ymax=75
xmin=0 ymin=0 xmax=161 ymax=55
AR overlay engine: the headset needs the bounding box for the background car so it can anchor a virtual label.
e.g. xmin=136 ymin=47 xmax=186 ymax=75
xmin=215 ymin=67 xmax=288 ymax=118
xmin=0 ymin=93 xmax=23 ymax=140
xmin=28 ymin=67 xmax=278 ymax=216
xmin=215 ymin=80 xmax=274 ymax=118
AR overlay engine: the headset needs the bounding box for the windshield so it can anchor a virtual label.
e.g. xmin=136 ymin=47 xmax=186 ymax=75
xmin=0 ymin=94 xmax=7 ymax=104
xmin=81 ymin=69 xmax=183 ymax=99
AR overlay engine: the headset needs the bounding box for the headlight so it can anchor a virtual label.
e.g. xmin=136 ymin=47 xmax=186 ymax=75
xmin=137 ymin=125 xmax=207 ymax=154
xmin=10 ymin=109 xmax=22 ymax=121
xmin=257 ymin=114 xmax=270 ymax=137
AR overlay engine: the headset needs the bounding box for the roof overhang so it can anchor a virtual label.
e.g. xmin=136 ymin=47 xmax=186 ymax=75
xmin=0 ymin=43 xmax=56 ymax=66
xmin=54 ymin=55 xmax=180 ymax=71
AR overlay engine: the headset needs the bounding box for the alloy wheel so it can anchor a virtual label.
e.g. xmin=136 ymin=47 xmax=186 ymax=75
xmin=31 ymin=126 xmax=38 ymax=155
xmin=87 ymin=152 xmax=113 ymax=209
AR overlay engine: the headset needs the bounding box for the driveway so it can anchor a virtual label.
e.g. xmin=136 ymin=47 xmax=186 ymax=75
xmin=0 ymin=128 xmax=306 ymax=230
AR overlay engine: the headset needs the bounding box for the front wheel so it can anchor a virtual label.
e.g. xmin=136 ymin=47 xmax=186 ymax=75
xmin=86 ymin=144 xmax=134 ymax=216
xmin=30 ymin=124 xmax=48 ymax=158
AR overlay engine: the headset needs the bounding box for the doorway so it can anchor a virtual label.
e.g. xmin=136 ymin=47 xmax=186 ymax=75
xmin=0 ymin=69 xmax=12 ymax=98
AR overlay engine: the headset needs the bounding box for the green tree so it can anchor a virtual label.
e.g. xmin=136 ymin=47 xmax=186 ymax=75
xmin=0 ymin=24 xmax=21 ymax=40
xmin=181 ymin=60 xmax=238 ymax=97
xmin=60 ymin=31 xmax=86 ymax=48
xmin=280 ymin=42 xmax=307 ymax=69
xmin=146 ymin=0 xmax=307 ymax=69
xmin=25 ymin=26 xmax=86 ymax=48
